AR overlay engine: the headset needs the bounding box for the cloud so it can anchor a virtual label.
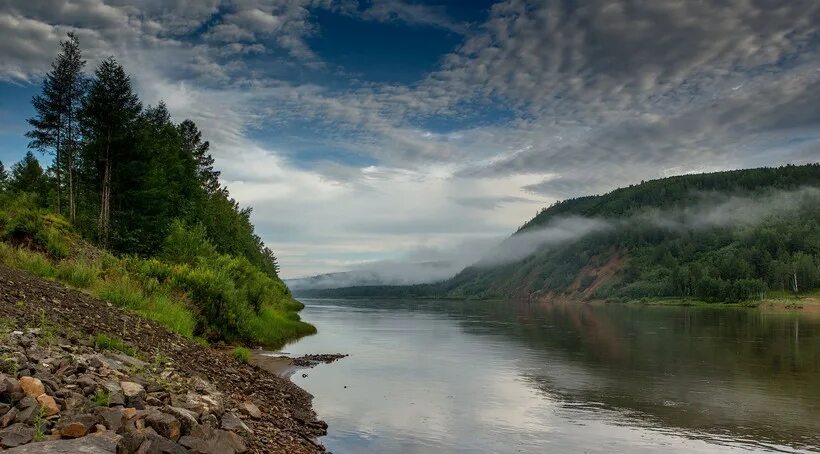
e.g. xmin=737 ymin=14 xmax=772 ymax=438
xmin=1 ymin=0 xmax=819 ymax=279
xmin=357 ymin=0 xmax=469 ymax=34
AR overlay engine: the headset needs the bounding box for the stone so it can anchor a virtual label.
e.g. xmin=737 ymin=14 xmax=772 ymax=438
xmin=1 ymin=407 xmax=18 ymax=428
xmin=238 ymin=401 xmax=261 ymax=419
xmin=122 ymin=407 xmax=137 ymax=420
xmin=94 ymin=407 xmax=127 ymax=433
xmin=0 ymin=423 xmax=34 ymax=448
xmin=14 ymin=404 xmax=38 ymax=425
xmin=120 ymin=381 xmax=145 ymax=399
xmin=174 ymin=392 xmax=224 ymax=417
xmin=161 ymin=406 xmax=198 ymax=435
xmin=179 ymin=425 xmax=247 ymax=454
xmin=18 ymin=377 xmax=44 ymax=398
xmin=5 ymin=430 xmax=122 ymax=453
xmin=118 ymin=432 xmax=186 ymax=454
xmin=108 ymin=392 xmax=125 ymax=407
xmin=220 ymin=412 xmax=251 ymax=435
xmin=37 ymin=394 xmax=60 ymax=417
xmin=145 ymin=411 xmax=181 ymax=441
xmin=59 ymin=414 xmax=99 ymax=438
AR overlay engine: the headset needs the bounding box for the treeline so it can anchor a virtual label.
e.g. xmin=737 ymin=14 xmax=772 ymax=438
xmin=0 ymin=34 xmax=312 ymax=346
xmin=1 ymin=33 xmax=278 ymax=277
xmin=448 ymin=164 xmax=820 ymax=303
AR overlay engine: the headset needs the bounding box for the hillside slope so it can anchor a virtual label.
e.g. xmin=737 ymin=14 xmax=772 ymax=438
xmin=301 ymin=164 xmax=820 ymax=304
xmin=444 ymin=164 xmax=820 ymax=302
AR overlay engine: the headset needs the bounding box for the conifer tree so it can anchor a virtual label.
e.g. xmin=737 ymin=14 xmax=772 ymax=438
xmin=0 ymin=161 xmax=7 ymax=191
xmin=179 ymin=119 xmax=221 ymax=194
xmin=26 ymin=33 xmax=86 ymax=219
xmin=80 ymin=57 xmax=141 ymax=246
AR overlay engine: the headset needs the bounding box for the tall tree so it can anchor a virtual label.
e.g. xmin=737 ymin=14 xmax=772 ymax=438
xmin=80 ymin=57 xmax=141 ymax=247
xmin=179 ymin=119 xmax=221 ymax=194
xmin=26 ymin=33 xmax=86 ymax=219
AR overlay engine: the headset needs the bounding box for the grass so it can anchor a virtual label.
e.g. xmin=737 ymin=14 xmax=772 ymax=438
xmin=93 ymin=334 xmax=138 ymax=357
xmin=0 ymin=200 xmax=314 ymax=348
xmin=231 ymin=346 xmax=250 ymax=363
xmin=93 ymin=388 xmax=109 ymax=407
xmin=32 ymin=406 xmax=46 ymax=442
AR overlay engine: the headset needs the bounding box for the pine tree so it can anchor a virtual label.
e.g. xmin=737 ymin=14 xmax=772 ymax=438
xmin=26 ymin=33 xmax=86 ymax=219
xmin=0 ymin=161 xmax=7 ymax=191
xmin=80 ymin=57 xmax=141 ymax=247
xmin=179 ymin=119 xmax=221 ymax=194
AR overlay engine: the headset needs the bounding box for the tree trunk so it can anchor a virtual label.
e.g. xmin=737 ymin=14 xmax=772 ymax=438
xmin=55 ymin=117 xmax=62 ymax=215
xmin=67 ymin=113 xmax=76 ymax=223
xmin=99 ymin=129 xmax=112 ymax=247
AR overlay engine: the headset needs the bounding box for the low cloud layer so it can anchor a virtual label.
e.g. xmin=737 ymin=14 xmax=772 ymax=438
xmin=291 ymin=187 xmax=820 ymax=288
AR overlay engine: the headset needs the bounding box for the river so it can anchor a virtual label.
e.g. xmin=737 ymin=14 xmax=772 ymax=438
xmin=273 ymin=298 xmax=820 ymax=453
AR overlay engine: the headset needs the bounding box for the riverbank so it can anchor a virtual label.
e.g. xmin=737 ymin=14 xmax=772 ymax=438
xmin=0 ymin=265 xmax=326 ymax=453
xmin=250 ymin=352 xmax=347 ymax=379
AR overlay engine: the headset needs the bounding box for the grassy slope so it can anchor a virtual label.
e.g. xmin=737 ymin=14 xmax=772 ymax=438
xmin=0 ymin=196 xmax=314 ymax=348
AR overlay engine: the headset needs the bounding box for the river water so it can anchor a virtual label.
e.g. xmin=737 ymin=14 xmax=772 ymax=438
xmin=276 ymin=299 xmax=820 ymax=453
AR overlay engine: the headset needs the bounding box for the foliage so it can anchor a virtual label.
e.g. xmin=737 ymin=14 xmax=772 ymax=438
xmin=0 ymin=35 xmax=309 ymax=348
xmin=231 ymin=346 xmax=250 ymax=363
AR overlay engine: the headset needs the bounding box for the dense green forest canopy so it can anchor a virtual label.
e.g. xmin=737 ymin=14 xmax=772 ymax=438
xmin=300 ymin=164 xmax=820 ymax=303
xmin=0 ymin=34 xmax=311 ymax=346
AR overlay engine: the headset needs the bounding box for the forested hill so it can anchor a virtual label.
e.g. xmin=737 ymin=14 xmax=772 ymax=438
xmin=302 ymin=164 xmax=820 ymax=303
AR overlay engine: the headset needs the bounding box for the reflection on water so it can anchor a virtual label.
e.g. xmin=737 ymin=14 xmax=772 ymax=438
xmin=279 ymin=299 xmax=820 ymax=453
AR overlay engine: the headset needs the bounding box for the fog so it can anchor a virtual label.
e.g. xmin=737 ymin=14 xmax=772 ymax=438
xmin=289 ymin=187 xmax=819 ymax=290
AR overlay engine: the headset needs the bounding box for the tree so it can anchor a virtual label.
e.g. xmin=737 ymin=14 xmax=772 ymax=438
xmin=0 ymin=161 xmax=7 ymax=192
xmin=9 ymin=152 xmax=48 ymax=202
xmin=26 ymin=33 xmax=86 ymax=220
xmin=179 ymin=119 xmax=221 ymax=194
xmin=80 ymin=57 xmax=141 ymax=246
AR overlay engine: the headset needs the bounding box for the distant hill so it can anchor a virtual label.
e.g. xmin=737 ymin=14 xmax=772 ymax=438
xmin=301 ymin=164 xmax=820 ymax=303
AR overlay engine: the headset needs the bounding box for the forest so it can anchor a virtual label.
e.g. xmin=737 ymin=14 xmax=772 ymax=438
xmin=0 ymin=34 xmax=314 ymax=347
xmin=301 ymin=164 xmax=820 ymax=304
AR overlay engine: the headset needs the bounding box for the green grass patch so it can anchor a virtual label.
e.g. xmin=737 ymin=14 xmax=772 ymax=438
xmin=231 ymin=346 xmax=250 ymax=363
xmin=93 ymin=334 xmax=137 ymax=357
xmin=93 ymin=388 xmax=109 ymax=407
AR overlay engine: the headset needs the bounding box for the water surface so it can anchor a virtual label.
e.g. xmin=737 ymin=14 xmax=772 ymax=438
xmin=278 ymin=299 xmax=820 ymax=453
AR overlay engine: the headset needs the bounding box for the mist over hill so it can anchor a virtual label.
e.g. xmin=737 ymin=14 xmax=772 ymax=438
xmin=297 ymin=164 xmax=820 ymax=303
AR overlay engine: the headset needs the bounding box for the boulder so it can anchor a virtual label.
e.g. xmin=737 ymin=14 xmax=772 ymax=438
xmin=59 ymin=414 xmax=99 ymax=438
xmin=0 ymin=423 xmax=34 ymax=448
xmin=94 ymin=407 xmax=128 ymax=433
xmin=18 ymin=377 xmax=44 ymax=398
xmin=161 ymin=406 xmax=198 ymax=435
xmin=220 ymin=412 xmax=251 ymax=435
xmin=145 ymin=411 xmax=181 ymax=441
xmin=179 ymin=425 xmax=247 ymax=454
xmin=37 ymin=393 xmax=60 ymax=417
xmin=117 ymin=431 xmax=186 ymax=454
xmin=5 ymin=431 xmax=119 ymax=453
xmin=173 ymin=392 xmax=223 ymax=417
xmin=1 ymin=407 xmax=19 ymax=428
xmin=238 ymin=401 xmax=261 ymax=419
xmin=120 ymin=381 xmax=144 ymax=399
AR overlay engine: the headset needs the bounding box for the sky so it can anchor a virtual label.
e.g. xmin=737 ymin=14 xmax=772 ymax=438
xmin=0 ymin=0 xmax=819 ymax=279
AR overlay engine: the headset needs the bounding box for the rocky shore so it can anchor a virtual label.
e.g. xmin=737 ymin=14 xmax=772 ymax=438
xmin=0 ymin=265 xmax=326 ymax=453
